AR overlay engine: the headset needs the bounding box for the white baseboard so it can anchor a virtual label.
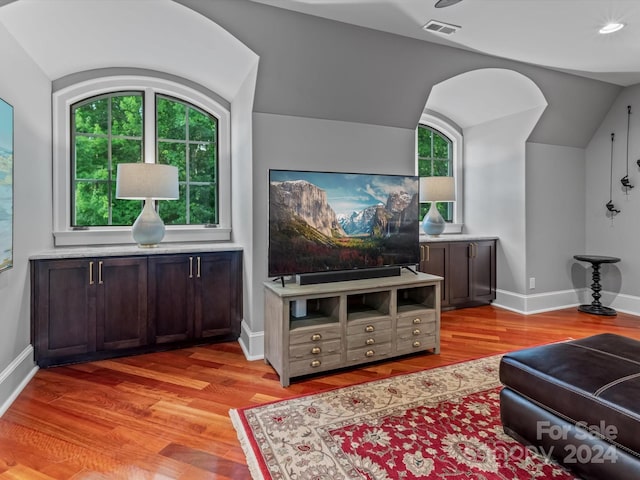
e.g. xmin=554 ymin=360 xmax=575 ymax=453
xmin=238 ymin=319 xmax=264 ymax=361
xmin=494 ymin=288 xmax=640 ymax=317
xmin=0 ymin=345 xmax=38 ymax=417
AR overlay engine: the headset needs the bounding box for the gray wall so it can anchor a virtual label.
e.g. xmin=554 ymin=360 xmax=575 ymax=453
xmin=178 ymin=0 xmax=620 ymax=147
xmin=526 ymin=143 xmax=586 ymax=295
xmin=251 ymin=113 xmax=416 ymax=333
xmin=0 ymin=21 xmax=51 ymax=410
xmin=585 ymin=84 xmax=640 ymax=302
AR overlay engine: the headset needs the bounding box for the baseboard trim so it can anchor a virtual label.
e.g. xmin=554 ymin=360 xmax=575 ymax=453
xmin=0 ymin=345 xmax=38 ymax=417
xmin=238 ymin=320 xmax=264 ymax=361
xmin=493 ymin=288 xmax=640 ymax=317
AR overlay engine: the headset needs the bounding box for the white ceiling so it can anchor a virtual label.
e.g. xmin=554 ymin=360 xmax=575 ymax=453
xmin=251 ymin=0 xmax=640 ymax=86
xmin=0 ymin=0 xmax=259 ymax=101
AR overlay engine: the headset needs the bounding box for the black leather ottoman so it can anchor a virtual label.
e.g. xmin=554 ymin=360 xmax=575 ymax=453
xmin=499 ymin=334 xmax=640 ymax=480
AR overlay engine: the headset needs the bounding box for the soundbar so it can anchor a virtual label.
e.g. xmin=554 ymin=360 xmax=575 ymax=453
xmin=296 ymin=266 xmax=401 ymax=285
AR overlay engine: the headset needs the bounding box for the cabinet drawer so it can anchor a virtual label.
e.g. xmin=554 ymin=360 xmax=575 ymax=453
xmin=396 ymin=334 xmax=437 ymax=353
xmin=347 ymin=330 xmax=392 ymax=349
xmin=346 ymin=343 xmax=392 ymax=363
xmin=290 ymin=353 xmax=343 ymax=377
xmin=289 ymin=339 xmax=342 ymax=360
xmin=289 ymin=324 xmax=341 ymax=345
xmin=397 ymin=311 xmax=435 ymax=329
xmin=347 ymin=317 xmax=392 ymax=335
xmin=396 ymin=323 xmax=436 ymax=341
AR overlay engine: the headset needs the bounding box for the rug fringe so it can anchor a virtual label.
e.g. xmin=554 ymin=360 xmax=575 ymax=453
xmin=229 ymin=408 xmax=266 ymax=480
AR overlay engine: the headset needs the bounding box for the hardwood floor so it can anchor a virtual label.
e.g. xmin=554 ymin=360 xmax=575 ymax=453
xmin=1 ymin=305 xmax=639 ymax=479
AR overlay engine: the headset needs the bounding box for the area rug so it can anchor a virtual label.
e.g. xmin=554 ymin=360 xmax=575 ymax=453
xmin=230 ymin=355 xmax=577 ymax=479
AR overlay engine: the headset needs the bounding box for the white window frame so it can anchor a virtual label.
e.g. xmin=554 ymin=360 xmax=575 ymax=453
xmin=53 ymin=75 xmax=231 ymax=246
xmin=417 ymin=112 xmax=464 ymax=235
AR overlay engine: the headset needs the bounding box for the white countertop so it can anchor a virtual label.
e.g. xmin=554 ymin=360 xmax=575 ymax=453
xmin=30 ymin=243 xmax=243 ymax=260
xmin=419 ymin=234 xmax=498 ymax=243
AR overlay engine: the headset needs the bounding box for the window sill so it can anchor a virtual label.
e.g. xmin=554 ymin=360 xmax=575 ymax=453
xmin=53 ymin=226 xmax=231 ymax=247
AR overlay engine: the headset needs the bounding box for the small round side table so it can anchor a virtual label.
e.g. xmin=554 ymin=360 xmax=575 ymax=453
xmin=573 ymin=254 xmax=621 ymax=316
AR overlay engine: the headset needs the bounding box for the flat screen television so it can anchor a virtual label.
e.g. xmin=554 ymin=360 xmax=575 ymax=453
xmin=268 ymin=169 xmax=420 ymax=278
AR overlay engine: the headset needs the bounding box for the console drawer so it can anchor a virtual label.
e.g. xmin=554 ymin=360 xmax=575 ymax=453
xmin=289 ymin=339 xmax=342 ymax=360
xmin=346 ymin=342 xmax=392 ymax=363
xmin=290 ymin=353 xmax=343 ymax=377
xmin=347 ymin=330 xmax=392 ymax=349
xmin=396 ymin=334 xmax=437 ymax=353
xmin=347 ymin=317 xmax=392 ymax=335
xmin=397 ymin=311 xmax=435 ymax=329
xmin=289 ymin=324 xmax=341 ymax=345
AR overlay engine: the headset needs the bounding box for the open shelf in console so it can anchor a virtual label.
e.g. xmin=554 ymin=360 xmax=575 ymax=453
xmin=346 ymin=290 xmax=391 ymax=321
xmin=397 ymin=285 xmax=437 ymax=314
xmin=289 ymin=296 xmax=340 ymax=329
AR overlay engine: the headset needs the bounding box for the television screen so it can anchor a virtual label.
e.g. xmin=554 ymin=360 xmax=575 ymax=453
xmin=268 ymin=169 xmax=420 ymax=277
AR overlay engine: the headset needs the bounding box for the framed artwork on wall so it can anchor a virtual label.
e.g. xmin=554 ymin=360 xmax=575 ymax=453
xmin=0 ymin=97 xmax=13 ymax=273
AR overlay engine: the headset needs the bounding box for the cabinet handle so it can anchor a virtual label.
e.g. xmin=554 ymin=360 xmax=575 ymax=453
xmin=365 ymin=338 xmax=375 ymax=345
xmin=413 ymin=329 xmax=421 ymax=336
xmin=189 ymin=257 xmax=193 ymax=278
xmin=413 ymin=341 xmax=421 ymax=348
xmin=425 ymin=244 xmax=430 ymax=262
xmin=310 ymin=360 xmax=321 ymax=368
xmin=311 ymin=347 xmax=321 ymax=354
xmin=311 ymin=333 xmax=322 ymax=341
xmin=469 ymin=242 xmax=477 ymax=258
xmin=98 ymin=261 xmax=103 ymax=285
xmin=365 ymin=350 xmax=375 ymax=357
xmin=197 ymin=256 xmax=201 ymax=278
xmin=89 ymin=261 xmax=94 ymax=285
xmin=413 ymin=318 xmax=422 ymax=324
xmin=365 ymin=325 xmax=375 ymax=333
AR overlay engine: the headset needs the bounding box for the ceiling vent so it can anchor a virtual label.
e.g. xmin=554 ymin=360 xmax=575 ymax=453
xmin=422 ymin=20 xmax=460 ymax=35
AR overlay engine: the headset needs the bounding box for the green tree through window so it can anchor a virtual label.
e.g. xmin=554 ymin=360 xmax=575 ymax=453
xmin=71 ymin=92 xmax=218 ymax=227
xmin=156 ymin=95 xmax=218 ymax=225
xmin=72 ymin=92 xmax=143 ymax=226
xmin=417 ymin=124 xmax=453 ymax=222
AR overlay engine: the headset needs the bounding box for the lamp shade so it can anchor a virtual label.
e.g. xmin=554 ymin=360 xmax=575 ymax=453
xmin=419 ymin=176 xmax=455 ymax=202
xmin=116 ymin=163 xmax=179 ymax=200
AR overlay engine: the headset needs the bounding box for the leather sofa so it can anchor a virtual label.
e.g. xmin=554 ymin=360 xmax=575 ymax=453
xmin=499 ymin=333 xmax=640 ymax=480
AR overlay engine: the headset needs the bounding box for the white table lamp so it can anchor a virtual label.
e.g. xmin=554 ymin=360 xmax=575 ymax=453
xmin=419 ymin=176 xmax=455 ymax=236
xmin=116 ymin=163 xmax=179 ymax=247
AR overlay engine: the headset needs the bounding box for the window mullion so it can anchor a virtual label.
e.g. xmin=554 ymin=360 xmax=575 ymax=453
xmin=144 ymin=89 xmax=155 ymax=163
xmin=107 ymin=96 xmax=113 ymax=225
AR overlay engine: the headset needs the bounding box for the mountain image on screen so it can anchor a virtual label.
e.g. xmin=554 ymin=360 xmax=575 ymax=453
xmin=268 ymin=170 xmax=419 ymax=277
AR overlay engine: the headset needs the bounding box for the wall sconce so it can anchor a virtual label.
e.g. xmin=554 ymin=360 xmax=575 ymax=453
xmin=116 ymin=163 xmax=179 ymax=247
xmin=420 ymin=176 xmax=455 ymax=236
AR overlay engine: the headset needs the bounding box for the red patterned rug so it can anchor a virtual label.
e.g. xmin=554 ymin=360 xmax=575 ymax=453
xmin=230 ymin=355 xmax=577 ymax=479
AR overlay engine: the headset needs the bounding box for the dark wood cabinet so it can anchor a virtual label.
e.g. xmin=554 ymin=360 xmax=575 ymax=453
xmin=32 ymin=256 xmax=147 ymax=366
xmin=148 ymin=251 xmax=241 ymax=344
xmin=419 ymin=239 xmax=496 ymax=309
xmin=32 ymin=250 xmax=242 ymax=367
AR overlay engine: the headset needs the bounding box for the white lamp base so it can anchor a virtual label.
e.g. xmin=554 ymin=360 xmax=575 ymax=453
xmin=132 ymin=198 xmax=166 ymax=247
xmin=422 ymin=201 xmax=446 ymax=236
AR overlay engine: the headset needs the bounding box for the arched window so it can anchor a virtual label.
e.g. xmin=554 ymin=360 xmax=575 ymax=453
xmin=416 ymin=113 xmax=463 ymax=232
xmin=53 ymin=76 xmax=231 ymax=245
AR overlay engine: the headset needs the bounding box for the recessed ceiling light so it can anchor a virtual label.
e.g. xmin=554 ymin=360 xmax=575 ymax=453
xmin=599 ymin=22 xmax=625 ymax=34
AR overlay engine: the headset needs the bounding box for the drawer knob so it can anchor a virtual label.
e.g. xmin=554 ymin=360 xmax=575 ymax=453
xmin=413 ymin=318 xmax=421 ymax=324
xmin=311 ymin=347 xmax=321 ymax=354
xmin=365 ymin=350 xmax=375 ymax=357
xmin=365 ymin=338 xmax=375 ymax=346
xmin=413 ymin=341 xmax=421 ymax=348
xmin=413 ymin=329 xmax=421 ymax=336
xmin=310 ymin=360 xmax=321 ymax=368
xmin=365 ymin=325 xmax=375 ymax=333
xmin=311 ymin=333 xmax=322 ymax=341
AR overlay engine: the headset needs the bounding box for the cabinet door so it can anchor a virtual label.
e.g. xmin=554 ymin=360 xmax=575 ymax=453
xmin=148 ymin=255 xmax=194 ymax=344
xmin=194 ymin=252 xmax=242 ymax=339
xmin=448 ymin=242 xmax=473 ymax=306
xmin=471 ymin=240 xmax=496 ymax=303
xmin=32 ymin=259 xmax=96 ymax=364
xmin=418 ymin=243 xmax=449 ymax=306
xmin=96 ymin=257 xmax=148 ymax=351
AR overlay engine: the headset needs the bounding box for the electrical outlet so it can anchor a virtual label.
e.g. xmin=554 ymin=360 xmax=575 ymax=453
xmin=529 ymin=277 xmax=535 ymax=289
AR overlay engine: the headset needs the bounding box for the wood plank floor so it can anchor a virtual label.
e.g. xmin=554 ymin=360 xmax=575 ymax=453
xmin=1 ymin=305 xmax=639 ymax=479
